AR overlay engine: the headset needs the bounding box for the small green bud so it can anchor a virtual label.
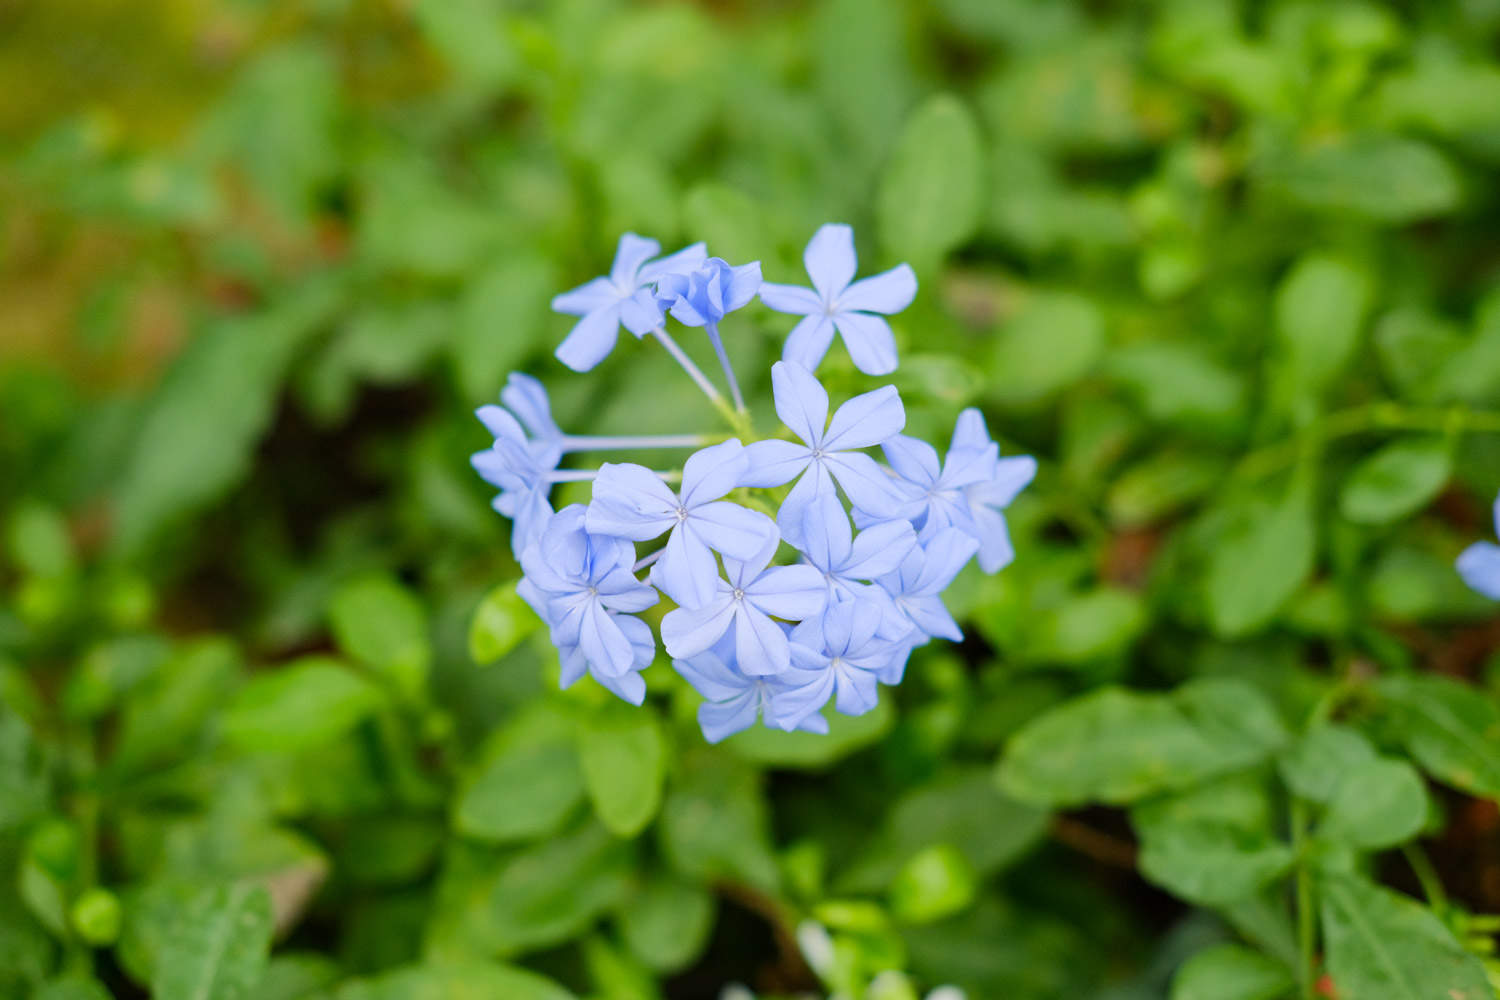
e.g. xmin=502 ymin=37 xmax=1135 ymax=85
xmin=71 ymin=887 xmax=122 ymax=946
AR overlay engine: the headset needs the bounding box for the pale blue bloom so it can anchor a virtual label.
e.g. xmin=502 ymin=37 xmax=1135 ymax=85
xmin=950 ymin=409 xmax=1036 ymax=573
xmin=500 ymin=372 xmax=562 ymax=451
xmin=662 ymin=534 xmax=828 ymax=675
xmin=673 ymin=637 xmax=830 ymax=743
xmin=879 ymin=424 xmax=998 ymax=540
xmin=551 ymin=233 xmax=707 ymax=372
xmin=776 ymin=597 xmax=904 ymax=727
xmin=741 ymin=360 xmax=907 ymax=545
xmin=557 ymin=615 xmax=655 ymax=705
xmin=471 ymin=403 xmax=559 ymax=552
xmin=586 ymin=440 xmax=776 ymax=610
xmin=877 ymin=528 xmax=980 ymax=644
xmin=517 ymin=506 xmax=658 ymax=701
xmin=1458 ymin=495 xmax=1500 ymax=600
xmin=760 ymin=223 xmax=917 ymax=375
xmin=797 ymin=492 xmax=915 ymax=636
xmin=655 ymin=257 xmax=763 ymax=328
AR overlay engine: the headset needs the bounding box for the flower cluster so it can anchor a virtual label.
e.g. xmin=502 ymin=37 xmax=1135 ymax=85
xmin=472 ymin=224 xmax=1035 ymax=742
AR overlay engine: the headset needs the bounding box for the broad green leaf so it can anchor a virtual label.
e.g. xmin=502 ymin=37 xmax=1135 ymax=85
xmin=1170 ymin=944 xmax=1294 ymax=1000
xmin=1379 ymin=675 xmax=1500 ymax=798
xmin=62 ymin=634 xmax=171 ymax=720
xmin=0 ymin=712 xmax=48 ymax=834
xmin=453 ymin=254 xmax=555 ymax=405
xmin=32 ymin=978 xmax=113 ymax=1000
xmin=577 ymin=706 xmax=665 ymax=838
xmin=151 ymin=884 xmax=274 ymax=1000
xmin=987 ymin=292 xmax=1105 ymax=406
xmin=328 ymin=574 xmax=431 ymax=700
xmin=1277 ymin=724 xmax=1377 ymax=803
xmin=255 ymin=953 xmax=341 ymax=1000
xmin=1258 ymin=135 xmax=1462 ymax=224
xmin=877 ymin=94 xmax=984 ymax=264
xmin=1107 ymin=450 xmax=1229 ymax=527
xmin=659 ymin=751 xmax=779 ymax=891
xmin=336 ymin=960 xmax=575 ymax=1000
xmin=453 ymin=704 xmax=586 ymax=842
xmin=221 ymin=657 xmax=384 ymax=754
xmin=468 ymin=581 xmax=539 ymax=666
xmin=1373 ymin=64 xmax=1500 ymax=139
xmin=615 ymin=875 xmax=715 ymax=973
xmin=1374 ymin=308 xmax=1467 ymax=402
xmin=111 ymin=638 xmax=244 ymax=775
xmin=724 ymin=699 xmax=893 ymax=768
xmin=427 ymin=822 xmax=634 ymax=958
xmin=1108 ymin=342 xmax=1248 ymax=433
xmin=838 ymin=768 xmax=1048 ymax=893
xmin=411 ymin=0 xmax=518 ymax=89
xmin=1320 ymin=873 xmax=1491 ymax=1000
xmin=1026 ymin=586 xmax=1146 ymax=663
xmin=113 ymin=278 xmax=344 ymax=555
xmin=1205 ymin=483 xmax=1316 ymax=637
xmin=1319 ymin=758 xmax=1428 ymax=850
xmin=1339 ymin=438 xmax=1452 ymax=525
xmin=889 ymin=844 xmax=976 ymax=924
xmin=1272 ymin=254 xmax=1372 ymax=402
xmin=1137 ymin=824 xmax=1293 ymax=906
xmin=997 ymin=679 xmax=1286 ymax=807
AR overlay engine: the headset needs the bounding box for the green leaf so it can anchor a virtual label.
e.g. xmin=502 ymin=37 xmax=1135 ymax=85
xmin=1026 ymin=586 xmax=1147 ymax=663
xmin=427 ymin=822 xmax=634 ymax=958
xmin=254 ymin=953 xmax=341 ymax=1000
xmin=453 ymin=704 xmax=586 ymax=842
xmin=1379 ymin=675 xmax=1500 ymax=798
xmin=997 ymin=679 xmax=1286 ymax=807
xmin=1108 ymin=342 xmax=1248 ymax=433
xmin=877 ymin=94 xmax=984 ymax=264
xmin=1170 ymin=944 xmax=1294 ymax=1000
xmin=889 ymin=844 xmax=976 ymax=924
xmin=1205 ymin=483 xmax=1316 ymax=637
xmin=1319 ymin=873 xmax=1491 ymax=1000
xmin=1339 ymin=438 xmax=1452 ymax=525
xmin=468 ymin=581 xmax=540 ymax=666
xmin=577 ymin=707 xmax=665 ymax=837
xmin=112 ymin=638 xmax=244 ymax=775
xmin=0 ymin=712 xmax=49 ymax=835
xmin=724 ymin=699 xmax=893 ymax=767
xmin=987 ymin=291 xmax=1106 ymax=406
xmin=411 ymin=0 xmax=519 ymax=89
xmin=112 ymin=278 xmax=344 ymax=555
xmin=1258 ymin=135 xmax=1462 ymax=224
xmin=838 ymin=768 xmax=1048 ymax=893
xmin=453 ymin=254 xmax=555 ymax=405
xmin=336 ymin=961 xmax=575 ymax=1000
xmin=1137 ymin=824 xmax=1293 ymax=906
xmin=328 ymin=574 xmax=431 ymax=701
xmin=1272 ymin=254 xmax=1372 ymax=401
xmin=615 ymin=875 xmax=715 ymax=973
xmin=1319 ymin=758 xmax=1428 ymax=850
xmin=1277 ymin=724 xmax=1378 ymax=803
xmin=151 ymin=884 xmax=274 ymax=1000
xmin=221 ymin=656 xmax=385 ymax=754
xmin=659 ymin=751 xmax=779 ymax=891
xmin=1107 ymin=450 xmax=1229 ymax=527
xmin=5 ymin=500 xmax=74 ymax=578
xmin=32 ymin=978 xmax=114 ymax=1000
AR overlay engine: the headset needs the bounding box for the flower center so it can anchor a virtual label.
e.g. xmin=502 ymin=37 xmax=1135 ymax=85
xmin=732 ymin=588 xmax=745 ymax=601
xmin=675 ymin=505 xmax=690 ymax=521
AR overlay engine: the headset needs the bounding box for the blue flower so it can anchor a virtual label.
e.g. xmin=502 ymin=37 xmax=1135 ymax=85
xmin=673 ymin=638 xmax=830 ymax=743
xmin=500 ymin=372 xmax=562 ymax=452
xmin=775 ymin=597 xmax=903 ymax=726
xmin=551 ymin=233 xmax=707 ymax=372
xmin=741 ymin=360 xmax=908 ymax=544
xmin=517 ymin=506 xmax=659 ymax=701
xmin=877 ymin=528 xmax=980 ymax=643
xmin=1458 ymin=495 xmax=1500 ymax=599
xmin=949 ymin=409 xmax=1036 ymax=573
xmin=471 ymin=402 xmax=560 ymax=551
xmin=557 ymin=615 xmax=656 ymax=705
xmin=661 ymin=534 xmax=828 ymax=675
xmin=760 ymin=223 xmax=917 ymax=375
xmin=878 ymin=423 xmax=999 ymax=540
xmin=797 ymin=492 xmax=915 ymax=633
xmin=654 ymin=257 xmax=763 ymax=329
xmin=586 ymin=439 xmax=776 ymax=610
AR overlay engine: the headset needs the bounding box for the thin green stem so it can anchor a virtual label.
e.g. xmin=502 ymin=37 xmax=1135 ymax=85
xmin=1235 ymin=403 xmax=1500 ymax=482
xmin=649 ymin=327 xmax=752 ymax=437
xmin=1402 ymin=843 xmax=1448 ymax=914
xmin=1291 ymin=798 xmax=1317 ymax=1000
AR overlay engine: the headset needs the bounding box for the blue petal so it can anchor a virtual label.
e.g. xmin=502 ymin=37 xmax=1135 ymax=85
xmin=745 ymin=564 xmax=828 ymax=621
xmin=798 ymin=491 xmax=853 ymax=573
xmin=734 ymin=604 xmax=792 ymax=675
xmin=803 ymin=223 xmax=856 ymax=302
xmin=691 ymin=502 xmax=777 ymax=561
xmin=662 ymin=596 xmax=737 ymax=660
xmin=638 ymin=241 xmax=708 ymax=284
xmin=825 ymin=451 xmax=905 ymax=519
xmin=759 ymin=282 xmax=821 ymax=315
xmin=843 ymin=520 xmax=917 ymax=579
xmin=740 ymin=439 xmax=810 ymax=489
xmin=832 ymin=311 xmax=899 ymax=376
xmin=555 ymin=305 xmax=623 ymax=372
xmin=838 ymin=263 xmax=917 ymax=315
xmin=771 ymin=361 xmax=830 ymax=447
xmin=1458 ymin=541 xmax=1500 ymax=600
xmin=610 ymin=232 xmax=662 ymax=286
xmin=587 ymin=463 xmax=680 ymax=540
xmin=552 ymin=276 xmax=620 ymax=317
xmin=652 ymin=523 xmax=721 ymax=610
xmin=699 ymin=690 xmax=762 ymax=743
xmin=681 ymin=439 xmax=748 ymax=508
xmin=824 ymin=385 xmax=905 ymax=451
xmin=781 ymin=314 xmax=839 ymax=372
xmin=777 ymin=461 xmax=836 ymax=548
xmin=673 ymin=648 xmax=751 ymax=701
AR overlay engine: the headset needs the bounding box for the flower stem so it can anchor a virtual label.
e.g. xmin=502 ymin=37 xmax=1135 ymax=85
xmin=650 ymin=326 xmax=751 ymax=437
xmin=704 ymin=321 xmax=747 ymax=415
xmin=562 ymin=434 xmax=713 ymax=452
xmin=633 ymin=549 xmax=663 ymax=573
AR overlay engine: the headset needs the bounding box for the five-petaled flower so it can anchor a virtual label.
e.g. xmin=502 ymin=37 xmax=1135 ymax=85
xmin=760 ymin=223 xmax=917 ymax=375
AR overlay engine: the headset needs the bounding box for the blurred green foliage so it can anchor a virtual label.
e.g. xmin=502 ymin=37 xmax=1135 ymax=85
xmin=4 ymin=0 xmax=1500 ymax=998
